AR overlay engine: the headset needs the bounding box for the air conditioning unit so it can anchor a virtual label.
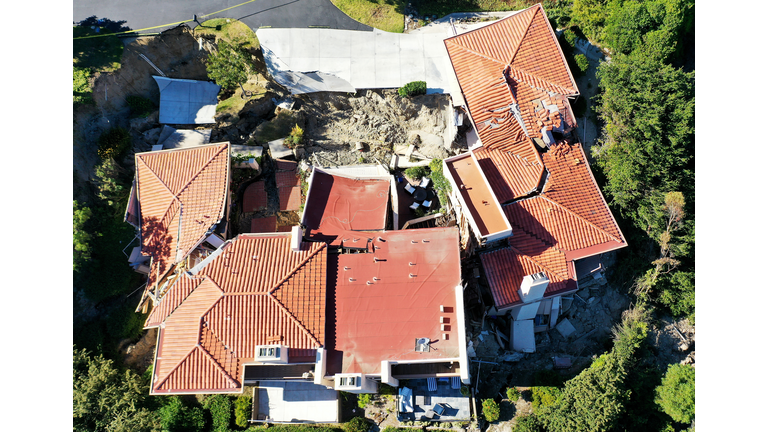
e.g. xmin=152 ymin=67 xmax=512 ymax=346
xmin=415 ymin=337 xmax=431 ymax=352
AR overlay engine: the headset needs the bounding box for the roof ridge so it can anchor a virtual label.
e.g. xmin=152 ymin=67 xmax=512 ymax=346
xmin=538 ymin=195 xmax=622 ymax=244
xmin=153 ymin=344 xmax=199 ymax=391
xmin=267 ymin=293 xmax=322 ymax=347
xmin=506 ymin=4 xmax=541 ymax=67
xmin=507 ymin=242 xmax=568 ymax=281
xmin=197 ymin=342 xmax=239 ymax=388
xmin=268 ymin=242 xmax=327 ymax=295
xmin=199 ymin=323 xmax=240 ymax=383
xmin=444 ymin=39 xmax=507 ymax=67
xmin=507 ymin=67 xmax=576 ymax=97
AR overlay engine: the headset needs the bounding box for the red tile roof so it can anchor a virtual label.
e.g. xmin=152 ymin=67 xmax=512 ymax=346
xmin=330 ymin=228 xmax=462 ymax=375
xmin=135 ymin=143 xmax=230 ymax=298
xmin=445 ymin=3 xmax=578 ymax=146
xmin=147 ymin=234 xmax=327 ymax=394
xmin=473 ymin=141 xmax=544 ymax=203
xmin=243 ymin=181 xmax=268 ymax=212
xmin=250 ymin=216 xmax=277 ymax=233
xmin=303 ymin=170 xmax=390 ymax=242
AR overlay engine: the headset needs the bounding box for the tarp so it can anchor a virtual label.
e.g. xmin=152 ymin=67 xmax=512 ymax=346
xmin=153 ymin=76 xmax=220 ymax=124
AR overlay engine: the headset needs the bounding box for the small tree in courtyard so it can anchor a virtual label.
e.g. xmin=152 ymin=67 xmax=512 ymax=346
xmin=207 ymin=40 xmax=251 ymax=90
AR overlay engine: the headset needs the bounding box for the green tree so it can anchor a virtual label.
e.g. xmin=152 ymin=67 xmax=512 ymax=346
xmin=234 ymin=394 xmax=252 ymax=428
xmin=94 ymin=158 xmax=131 ymax=213
xmin=531 ymin=386 xmax=561 ymax=411
xmin=655 ymin=364 xmax=695 ymax=424
xmin=73 ymin=200 xmax=94 ymax=271
xmin=204 ymin=394 xmax=233 ymax=432
xmin=571 ymin=0 xmax=609 ymax=44
xmin=158 ymin=396 xmax=206 ymax=432
xmin=513 ymin=414 xmax=544 ymax=432
xmin=207 ymin=40 xmax=251 ymax=90
xmin=482 ymin=399 xmax=500 ymax=422
xmin=73 ymin=347 xmax=160 ymax=432
xmin=97 ymin=127 xmax=132 ymax=160
xmin=539 ymin=308 xmax=648 ymax=432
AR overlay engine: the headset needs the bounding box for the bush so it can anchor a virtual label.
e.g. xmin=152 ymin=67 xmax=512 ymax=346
xmin=563 ymin=28 xmax=578 ymax=47
xmin=379 ymin=383 xmax=397 ymax=395
xmin=126 ymin=95 xmax=155 ymax=118
xmin=235 ymin=395 xmax=252 ymax=428
xmin=97 ymin=127 xmax=132 ymax=160
xmin=94 ymin=158 xmax=130 ymax=213
xmin=204 ymin=394 xmax=233 ymax=432
xmin=344 ymin=416 xmax=370 ymax=432
xmin=460 ymin=385 xmax=470 ymax=397
xmin=482 ymin=399 xmax=500 ymax=422
xmin=513 ymin=414 xmax=544 ymax=432
xmin=158 ymin=396 xmax=206 ymax=432
xmin=357 ymin=393 xmax=372 ymax=409
xmin=398 ymin=80 xmax=427 ymax=97
xmin=574 ymin=54 xmax=590 ymax=73
xmin=655 ymin=364 xmax=695 ymax=424
xmin=73 ymin=67 xmax=93 ymax=106
xmin=207 ymin=39 xmax=251 ymax=90
xmin=73 ymin=200 xmax=93 ymax=271
xmin=507 ymin=386 xmax=520 ymax=401
xmin=404 ymin=166 xmax=428 ymax=180
xmin=531 ymin=386 xmax=561 ymax=411
xmin=287 ymin=123 xmax=304 ymax=148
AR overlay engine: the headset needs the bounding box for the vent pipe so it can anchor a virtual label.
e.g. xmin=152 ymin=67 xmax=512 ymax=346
xmin=291 ymin=226 xmax=303 ymax=252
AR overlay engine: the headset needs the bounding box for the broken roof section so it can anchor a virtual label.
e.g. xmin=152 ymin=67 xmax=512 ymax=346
xmin=131 ymin=142 xmax=230 ymax=306
xmin=153 ymin=76 xmax=220 ymax=124
xmin=443 ymin=152 xmax=512 ymax=243
xmin=257 ymin=28 xmax=458 ymax=95
xmin=444 ymin=3 xmax=578 ymax=148
xmin=145 ymin=233 xmax=328 ymax=394
xmin=301 ymin=167 xmax=391 ymax=244
xmin=329 ymin=228 xmax=464 ymax=376
xmin=480 ymin=141 xmax=626 ymax=311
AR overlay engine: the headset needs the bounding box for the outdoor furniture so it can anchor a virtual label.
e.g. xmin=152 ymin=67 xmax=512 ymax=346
xmin=409 ymin=202 xmax=420 ymax=210
xmin=434 ymin=403 xmax=449 ymax=416
xmin=423 ymin=409 xmax=436 ymax=420
xmin=422 ymin=200 xmax=432 ymax=208
xmin=399 ymin=387 xmax=414 ymax=413
xmin=420 ymin=177 xmax=431 ymax=188
xmin=405 ymin=183 xmax=416 ymax=194
xmin=427 ymin=377 xmax=437 ymax=392
xmin=413 ymin=188 xmax=427 ymax=201
xmin=451 ymin=376 xmax=461 ymax=389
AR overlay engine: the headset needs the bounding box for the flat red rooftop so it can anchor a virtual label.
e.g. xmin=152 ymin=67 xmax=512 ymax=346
xmin=302 ymin=169 xmax=390 ymax=243
xmin=329 ymin=228 xmax=462 ymax=375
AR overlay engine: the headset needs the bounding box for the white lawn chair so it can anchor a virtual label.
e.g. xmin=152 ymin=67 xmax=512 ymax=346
xmin=409 ymin=202 xmax=420 ymax=210
xmin=419 ymin=177 xmax=431 ymax=188
xmin=422 ymin=200 xmax=432 ymax=208
xmin=405 ymin=183 xmax=416 ymax=194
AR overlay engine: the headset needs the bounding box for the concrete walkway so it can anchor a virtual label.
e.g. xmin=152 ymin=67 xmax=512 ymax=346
xmin=73 ymin=0 xmax=372 ymax=33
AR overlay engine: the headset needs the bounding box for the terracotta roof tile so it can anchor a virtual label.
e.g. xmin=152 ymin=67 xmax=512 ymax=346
xmin=135 ymin=143 xmax=230 ymax=296
xmin=149 ymin=234 xmax=327 ymax=394
xmin=243 ymin=181 xmax=268 ymax=212
xmin=250 ymin=216 xmax=277 ymax=233
xmin=473 ymin=141 xmax=544 ymax=203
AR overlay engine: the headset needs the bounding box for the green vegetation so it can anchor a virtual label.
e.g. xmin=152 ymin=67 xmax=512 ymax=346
xmin=73 ymin=201 xmax=94 ymax=271
xmin=73 ymin=67 xmax=94 ymax=106
xmin=215 ymin=80 xmax=267 ymax=116
xmin=287 ymin=124 xmax=305 ymax=148
xmin=574 ymin=53 xmax=590 ymax=73
xmin=207 ymin=39 xmax=252 ymax=90
xmin=247 ymin=426 xmax=343 ymax=432
xmin=97 ymin=127 xmax=132 ymax=160
xmin=512 ymin=414 xmax=544 ymax=432
xmin=330 ymin=0 xmax=405 ymax=33
xmin=94 ymin=158 xmax=131 ymax=213
xmin=204 ymin=394 xmax=233 ymax=432
xmin=531 ymin=386 xmax=561 ymax=411
xmin=404 ymin=166 xmax=428 ymax=180
xmin=538 ymin=308 xmax=649 ymax=432
xmin=460 ymin=385 xmax=470 ymax=397
xmin=73 ymin=347 xmax=160 ymax=432
xmin=506 ymin=386 xmax=520 ymax=401
xmin=357 ymin=393 xmax=372 ymax=409
xmin=428 ymin=158 xmax=452 ymax=206
xmin=655 ymin=364 xmax=695 ymax=424
xmin=397 ymin=80 xmax=427 ymax=98
xmin=482 ymin=398 xmax=500 ymax=422
xmin=195 ymin=18 xmax=260 ymax=50
xmin=126 ymin=95 xmax=156 ymax=118
xmin=253 ymin=111 xmax=302 ymax=143
xmin=344 ymin=416 xmax=371 ymax=432
xmin=158 ymin=396 xmax=206 ymax=432
xmin=235 ymin=395 xmax=252 ymax=428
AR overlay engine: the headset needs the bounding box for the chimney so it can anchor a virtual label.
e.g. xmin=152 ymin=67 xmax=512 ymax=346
xmin=518 ymin=272 xmax=549 ymax=303
xmin=291 ymin=226 xmax=303 ymax=252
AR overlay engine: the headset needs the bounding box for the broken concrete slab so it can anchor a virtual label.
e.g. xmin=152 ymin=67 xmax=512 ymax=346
xmin=511 ymin=320 xmax=536 ymax=353
xmin=231 ymin=145 xmax=263 ymax=159
xmin=556 ymin=318 xmax=577 ymax=338
xmin=157 ymin=126 xmax=213 ymax=149
xmin=268 ymin=138 xmax=293 ymax=160
xmin=153 ymin=76 xmax=220 ymax=124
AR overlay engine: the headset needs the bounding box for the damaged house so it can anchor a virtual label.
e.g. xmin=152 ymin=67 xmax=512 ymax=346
xmin=443 ymin=3 xmax=627 ymax=352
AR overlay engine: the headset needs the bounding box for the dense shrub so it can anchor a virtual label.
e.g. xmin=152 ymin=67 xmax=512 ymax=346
xmin=482 ymin=399 xmax=500 ymax=422
xmin=97 ymin=127 xmax=132 ymax=160
xmin=126 ymin=95 xmax=155 ymax=118
xmin=513 ymin=414 xmax=544 ymax=432
xmin=404 ymin=166 xmax=428 ymax=180
xmin=531 ymin=386 xmax=561 ymax=411
xmin=207 ymin=39 xmax=251 ymax=90
xmin=235 ymin=395 xmax=252 ymax=428
xmin=357 ymin=393 xmax=372 ymax=409
xmin=460 ymin=385 xmax=470 ymax=397
xmin=73 ymin=200 xmax=93 ymax=271
xmin=506 ymin=386 xmax=520 ymax=401
xmin=73 ymin=67 xmax=93 ymax=106
xmin=344 ymin=416 xmax=370 ymax=432
xmin=158 ymin=396 xmax=206 ymax=432
xmin=204 ymin=394 xmax=233 ymax=432
xmin=398 ymin=80 xmax=427 ymax=97
xmin=286 ymin=123 xmax=304 ymax=148
xmin=574 ymin=53 xmax=590 ymax=73
xmin=655 ymin=364 xmax=695 ymax=424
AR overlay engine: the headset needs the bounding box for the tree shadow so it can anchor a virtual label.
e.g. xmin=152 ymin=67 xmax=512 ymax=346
xmin=74 ymin=16 xmax=133 ymax=71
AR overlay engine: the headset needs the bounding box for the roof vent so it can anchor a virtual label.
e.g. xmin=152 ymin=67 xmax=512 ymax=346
xmin=415 ymin=337 xmax=431 ymax=352
xmin=291 ymin=226 xmax=303 ymax=252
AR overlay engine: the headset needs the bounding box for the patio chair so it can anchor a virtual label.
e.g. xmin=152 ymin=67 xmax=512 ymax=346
xmin=420 ymin=177 xmax=431 ymax=188
xmin=451 ymin=376 xmax=461 ymax=389
xmin=421 ymin=200 xmax=432 ymax=208
xmin=434 ymin=403 xmax=450 ymax=416
xmin=410 ymin=202 xmax=420 ymax=210
xmin=427 ymin=377 xmax=437 ymax=392
xmin=405 ymin=183 xmax=416 ymax=194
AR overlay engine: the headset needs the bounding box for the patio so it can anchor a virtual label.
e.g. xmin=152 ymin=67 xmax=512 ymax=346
xmin=398 ymin=378 xmax=471 ymax=422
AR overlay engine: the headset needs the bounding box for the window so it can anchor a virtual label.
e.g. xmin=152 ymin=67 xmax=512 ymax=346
xmin=339 ymin=376 xmax=360 ymax=387
xmin=257 ymin=346 xmax=280 ymax=358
